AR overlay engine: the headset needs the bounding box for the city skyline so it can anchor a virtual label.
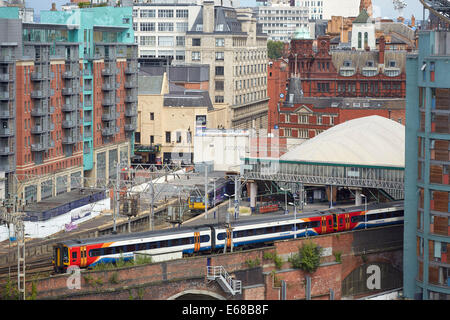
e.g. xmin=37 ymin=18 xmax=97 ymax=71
xmin=28 ymin=0 xmax=424 ymax=20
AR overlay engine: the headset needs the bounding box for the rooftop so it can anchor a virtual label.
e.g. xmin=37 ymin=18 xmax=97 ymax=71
xmin=280 ymin=115 xmax=405 ymax=168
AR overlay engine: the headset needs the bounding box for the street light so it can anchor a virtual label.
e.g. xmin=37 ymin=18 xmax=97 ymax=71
xmin=289 ymin=201 xmax=297 ymax=239
xmin=224 ymin=193 xmax=234 ymax=225
xmin=360 ymin=194 xmax=367 ymax=229
xmin=280 ymin=187 xmax=290 ymax=215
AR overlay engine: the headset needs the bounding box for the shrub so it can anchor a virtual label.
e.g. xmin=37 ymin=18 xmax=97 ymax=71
xmin=290 ymin=241 xmax=322 ymax=273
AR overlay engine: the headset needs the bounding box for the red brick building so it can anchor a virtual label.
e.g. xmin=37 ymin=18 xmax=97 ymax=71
xmin=275 ymin=34 xmax=406 ymax=140
xmin=267 ymin=59 xmax=289 ymax=133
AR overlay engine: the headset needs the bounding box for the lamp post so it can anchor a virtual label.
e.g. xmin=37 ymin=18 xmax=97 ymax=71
xmin=280 ymin=187 xmax=290 ymax=215
xmin=289 ymin=201 xmax=297 ymax=239
xmin=361 ymin=194 xmax=367 ymax=229
xmin=224 ymin=193 xmax=234 ymax=225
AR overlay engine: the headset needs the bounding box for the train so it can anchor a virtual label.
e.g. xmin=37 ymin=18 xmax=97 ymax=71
xmin=53 ymin=200 xmax=404 ymax=273
xmin=188 ymin=177 xmax=234 ymax=212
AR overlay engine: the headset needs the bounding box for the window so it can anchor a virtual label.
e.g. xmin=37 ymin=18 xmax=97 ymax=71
xmin=140 ymin=9 xmax=155 ymax=18
xmin=150 ymin=135 xmax=154 ymax=144
xmin=216 ymin=38 xmax=225 ymax=47
xmin=176 ymin=9 xmax=188 ymax=18
xmin=176 ymin=22 xmax=188 ymax=32
xmin=158 ymin=22 xmax=173 ymax=32
xmin=150 ymin=112 xmax=154 ymax=120
xmin=140 ymin=22 xmax=155 ymax=32
xmin=165 ymin=131 xmax=171 ymax=143
xmin=176 ymin=131 xmax=182 ymax=143
xmin=317 ymin=115 xmax=322 ymax=125
xmin=215 ymin=80 xmax=224 ymax=91
xmin=192 ymin=51 xmax=201 ymax=61
xmin=215 ymin=66 xmax=224 ymax=76
xmin=140 ymin=36 xmax=156 ymax=46
xmin=158 ymin=9 xmax=173 ymax=18
xmin=192 ymin=38 xmax=201 ymax=46
xmin=215 ymin=52 xmax=224 ymax=61
xmin=176 ymin=36 xmax=185 ymax=47
xmin=215 ymin=96 xmax=224 ymax=103
xmin=158 ymin=36 xmax=174 ymax=47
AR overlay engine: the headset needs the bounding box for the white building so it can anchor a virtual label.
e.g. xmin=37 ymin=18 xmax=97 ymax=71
xmin=254 ymin=4 xmax=312 ymax=42
xmin=132 ymin=4 xmax=201 ymax=61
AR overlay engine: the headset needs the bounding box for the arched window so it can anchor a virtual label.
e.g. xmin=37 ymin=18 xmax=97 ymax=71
xmin=358 ymin=32 xmax=362 ymax=49
xmin=364 ymin=32 xmax=368 ymax=49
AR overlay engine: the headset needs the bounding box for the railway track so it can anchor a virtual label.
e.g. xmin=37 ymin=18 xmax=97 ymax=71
xmin=0 ymin=256 xmax=53 ymax=282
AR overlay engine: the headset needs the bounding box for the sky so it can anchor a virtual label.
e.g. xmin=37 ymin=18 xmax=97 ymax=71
xmin=27 ymin=0 xmax=425 ymax=19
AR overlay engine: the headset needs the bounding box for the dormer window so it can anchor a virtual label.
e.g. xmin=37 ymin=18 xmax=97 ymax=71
xmin=389 ymin=60 xmax=396 ymax=67
xmin=366 ymin=60 xmax=374 ymax=67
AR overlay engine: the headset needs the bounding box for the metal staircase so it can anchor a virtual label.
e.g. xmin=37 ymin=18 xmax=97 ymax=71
xmin=206 ymin=266 xmax=242 ymax=296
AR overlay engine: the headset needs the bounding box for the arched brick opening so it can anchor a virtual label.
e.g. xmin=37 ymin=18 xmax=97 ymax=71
xmin=167 ymin=289 xmax=226 ymax=300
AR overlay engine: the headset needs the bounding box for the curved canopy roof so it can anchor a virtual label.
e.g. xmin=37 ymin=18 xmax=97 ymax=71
xmin=280 ymin=115 xmax=405 ymax=168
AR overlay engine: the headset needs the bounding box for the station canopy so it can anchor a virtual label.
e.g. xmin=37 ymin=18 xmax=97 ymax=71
xmin=280 ymin=115 xmax=405 ymax=169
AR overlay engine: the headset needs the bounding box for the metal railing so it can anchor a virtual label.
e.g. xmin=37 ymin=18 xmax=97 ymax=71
xmin=206 ymin=266 xmax=242 ymax=295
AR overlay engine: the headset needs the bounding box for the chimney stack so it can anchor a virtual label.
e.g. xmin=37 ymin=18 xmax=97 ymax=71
xmin=379 ymin=35 xmax=385 ymax=65
xmin=202 ymin=1 xmax=215 ymax=33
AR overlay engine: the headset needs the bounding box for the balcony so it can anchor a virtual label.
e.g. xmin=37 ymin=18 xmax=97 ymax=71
xmin=102 ymin=68 xmax=114 ymax=76
xmin=31 ymin=107 xmax=48 ymax=117
xmin=31 ymin=143 xmax=47 ymax=152
xmin=0 ymin=92 xmax=11 ymax=100
xmin=101 ymin=112 xmax=116 ymax=121
xmin=0 ymin=146 xmax=13 ymax=155
xmin=31 ymin=125 xmax=48 ymax=134
xmin=102 ymin=98 xmax=115 ymax=106
xmin=61 ymin=103 xmax=77 ymax=112
xmin=0 ymin=109 xmax=13 ymax=118
xmin=125 ymin=108 xmax=137 ymax=117
xmin=62 ymin=120 xmax=76 ymax=128
xmin=30 ymin=72 xmax=49 ymax=81
xmin=0 ymin=73 xmax=11 ymax=82
xmin=102 ymin=83 xmax=114 ymax=91
xmin=0 ymin=128 xmax=13 ymax=137
xmin=62 ymin=71 xmax=77 ymax=79
xmin=124 ymin=95 xmax=137 ymax=103
xmin=61 ymin=87 xmax=77 ymax=96
xmin=62 ymin=136 xmax=76 ymax=145
xmin=102 ymin=127 xmax=115 ymax=136
xmin=30 ymin=90 xmax=46 ymax=99
xmin=124 ymin=81 xmax=137 ymax=89
xmin=124 ymin=123 xmax=136 ymax=131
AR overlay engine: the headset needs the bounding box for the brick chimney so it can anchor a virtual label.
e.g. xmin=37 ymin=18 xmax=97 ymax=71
xmin=378 ymin=35 xmax=385 ymax=65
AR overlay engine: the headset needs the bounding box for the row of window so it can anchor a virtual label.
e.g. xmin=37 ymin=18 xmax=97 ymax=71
xmin=234 ymin=64 xmax=267 ymax=76
xmin=87 ymin=234 xmax=210 ymax=258
xmin=235 ymin=77 xmax=266 ymax=90
xmin=133 ymin=9 xmax=189 ymax=19
xmin=282 ymin=114 xmax=334 ymax=125
xmin=234 ymin=91 xmax=267 ymax=105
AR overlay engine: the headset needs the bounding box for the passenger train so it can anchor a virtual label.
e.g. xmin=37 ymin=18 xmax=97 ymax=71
xmin=53 ymin=200 xmax=404 ymax=273
xmin=188 ymin=177 xmax=234 ymax=212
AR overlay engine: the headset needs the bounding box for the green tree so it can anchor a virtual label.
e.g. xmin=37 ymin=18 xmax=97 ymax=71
xmin=267 ymin=40 xmax=284 ymax=59
xmin=289 ymin=241 xmax=322 ymax=273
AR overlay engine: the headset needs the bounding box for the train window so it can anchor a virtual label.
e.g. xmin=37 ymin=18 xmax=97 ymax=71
xmin=160 ymin=240 xmax=168 ymax=248
xmin=255 ymin=227 xmax=265 ymax=235
xmin=351 ymin=215 xmax=364 ymax=223
xmin=308 ymin=221 xmax=320 ymax=228
xmin=126 ymin=245 xmax=136 ymax=252
xmin=181 ymin=237 xmax=190 ymax=245
xmin=296 ymin=223 xmax=306 ymax=230
xmin=89 ymin=249 xmax=101 ymax=257
xmin=104 ymin=247 xmax=115 ymax=255
xmin=282 ymin=224 xmax=291 ymax=232
xmin=137 ymin=243 xmax=147 ymax=251
xmin=200 ymin=235 xmax=210 ymax=242
xmin=217 ymin=232 xmax=226 ymax=240
xmin=149 ymin=242 xmax=158 ymax=249
xmin=72 ymin=252 xmax=77 ymax=259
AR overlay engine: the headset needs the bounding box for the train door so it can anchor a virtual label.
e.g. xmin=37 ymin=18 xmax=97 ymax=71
xmin=333 ymin=214 xmax=345 ymax=232
xmin=71 ymin=247 xmax=80 ymax=266
xmin=80 ymin=246 xmax=88 ymax=267
xmin=53 ymin=244 xmax=63 ymax=272
xmin=344 ymin=214 xmax=351 ymax=231
xmin=194 ymin=232 xmax=200 ymax=252
xmin=321 ymin=216 xmax=334 ymax=234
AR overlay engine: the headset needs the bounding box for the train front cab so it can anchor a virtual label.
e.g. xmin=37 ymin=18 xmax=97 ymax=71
xmin=53 ymin=243 xmax=69 ymax=273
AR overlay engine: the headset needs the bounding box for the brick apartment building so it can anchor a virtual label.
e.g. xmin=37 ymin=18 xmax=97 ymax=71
xmin=0 ymin=6 xmax=138 ymax=202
